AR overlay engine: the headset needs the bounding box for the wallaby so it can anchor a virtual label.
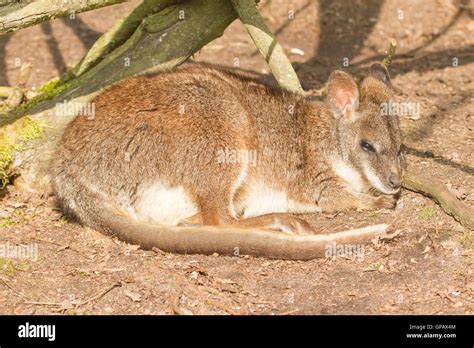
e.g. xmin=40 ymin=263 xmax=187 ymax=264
xmin=49 ymin=63 xmax=405 ymax=260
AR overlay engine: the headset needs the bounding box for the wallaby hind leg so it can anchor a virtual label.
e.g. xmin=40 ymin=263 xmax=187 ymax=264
xmin=195 ymin=182 xmax=317 ymax=235
xmin=196 ymin=191 xmax=236 ymax=226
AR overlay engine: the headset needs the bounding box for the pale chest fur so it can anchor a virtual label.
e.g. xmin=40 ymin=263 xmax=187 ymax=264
xmin=130 ymin=174 xmax=321 ymax=226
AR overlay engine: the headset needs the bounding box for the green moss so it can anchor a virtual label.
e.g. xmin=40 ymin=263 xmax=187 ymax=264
xmin=17 ymin=81 xmax=72 ymax=114
xmin=0 ymin=218 xmax=14 ymax=228
xmin=58 ymin=216 xmax=70 ymax=224
xmin=0 ymin=258 xmax=17 ymax=276
xmin=459 ymin=229 xmax=474 ymax=250
xmin=37 ymin=71 xmax=74 ymax=95
xmin=16 ymin=117 xmax=44 ymax=141
xmin=418 ymin=206 xmax=437 ymax=220
xmin=36 ymin=78 xmax=62 ymax=95
xmin=0 ymin=136 xmax=14 ymax=188
xmin=368 ymin=211 xmax=379 ymax=218
xmin=14 ymin=210 xmax=26 ymax=224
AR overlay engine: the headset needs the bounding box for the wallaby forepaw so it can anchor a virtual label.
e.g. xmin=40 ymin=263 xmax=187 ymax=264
xmin=373 ymin=195 xmax=397 ymax=209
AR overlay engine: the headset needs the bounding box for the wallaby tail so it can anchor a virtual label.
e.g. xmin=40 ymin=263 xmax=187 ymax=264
xmin=100 ymin=205 xmax=388 ymax=260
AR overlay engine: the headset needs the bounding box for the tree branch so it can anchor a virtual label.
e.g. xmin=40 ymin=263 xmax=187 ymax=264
xmin=403 ymin=172 xmax=474 ymax=230
xmin=230 ymin=0 xmax=303 ymax=93
xmin=0 ymin=0 xmax=125 ymax=36
xmin=0 ymin=86 xmax=15 ymax=98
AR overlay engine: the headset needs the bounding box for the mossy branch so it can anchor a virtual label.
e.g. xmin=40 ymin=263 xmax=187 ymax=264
xmin=72 ymin=0 xmax=182 ymax=77
xmin=230 ymin=0 xmax=303 ymax=93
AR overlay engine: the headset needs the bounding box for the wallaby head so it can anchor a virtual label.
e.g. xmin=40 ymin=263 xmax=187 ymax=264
xmin=326 ymin=63 xmax=405 ymax=195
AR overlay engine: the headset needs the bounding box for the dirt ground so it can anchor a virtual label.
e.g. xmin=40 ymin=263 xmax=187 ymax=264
xmin=0 ymin=0 xmax=473 ymax=315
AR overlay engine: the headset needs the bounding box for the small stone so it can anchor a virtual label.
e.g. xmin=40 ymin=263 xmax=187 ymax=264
xmin=0 ymin=209 xmax=12 ymax=219
xmin=104 ymin=306 xmax=114 ymax=313
xmin=290 ymin=48 xmax=305 ymax=56
xmin=450 ymin=152 xmax=461 ymax=163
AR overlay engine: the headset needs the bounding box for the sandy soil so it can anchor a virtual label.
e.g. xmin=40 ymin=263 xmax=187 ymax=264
xmin=0 ymin=0 xmax=473 ymax=314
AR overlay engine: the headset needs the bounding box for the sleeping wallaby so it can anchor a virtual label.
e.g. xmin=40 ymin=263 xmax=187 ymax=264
xmin=50 ymin=63 xmax=405 ymax=260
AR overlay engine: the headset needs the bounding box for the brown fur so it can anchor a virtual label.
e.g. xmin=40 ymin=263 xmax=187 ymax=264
xmin=49 ymin=63 xmax=404 ymax=259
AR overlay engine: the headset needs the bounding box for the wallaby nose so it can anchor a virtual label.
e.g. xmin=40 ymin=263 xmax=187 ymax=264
xmin=388 ymin=173 xmax=401 ymax=190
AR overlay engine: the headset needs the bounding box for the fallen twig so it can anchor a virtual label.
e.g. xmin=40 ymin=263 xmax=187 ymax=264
xmin=171 ymin=277 xmax=188 ymax=315
xmin=24 ymin=300 xmax=62 ymax=306
xmin=77 ymin=281 xmax=122 ymax=306
xmin=0 ymin=277 xmax=29 ymax=300
xmin=0 ymin=63 xmax=33 ymax=110
xmin=24 ymin=281 xmax=122 ymax=309
xmin=381 ymin=38 xmax=397 ymax=67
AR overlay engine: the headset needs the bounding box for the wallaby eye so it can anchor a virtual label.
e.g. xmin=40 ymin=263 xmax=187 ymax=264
xmin=360 ymin=140 xmax=376 ymax=153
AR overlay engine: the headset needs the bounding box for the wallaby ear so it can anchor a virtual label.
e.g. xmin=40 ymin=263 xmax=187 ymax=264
xmin=360 ymin=63 xmax=393 ymax=103
xmin=327 ymin=70 xmax=359 ymax=119
xmin=368 ymin=63 xmax=391 ymax=87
